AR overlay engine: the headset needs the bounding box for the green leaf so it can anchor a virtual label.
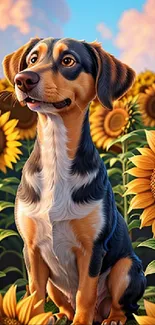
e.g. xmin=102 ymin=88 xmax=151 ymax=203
xmin=3 ymin=266 xmax=23 ymax=276
xmin=128 ymin=219 xmax=141 ymax=231
xmin=109 ymin=157 xmax=121 ymax=167
xmin=107 ymin=168 xmax=122 ymax=177
xmin=0 ymin=271 xmax=6 ymax=278
xmin=145 ymin=260 xmax=155 ymax=276
xmin=112 ymin=184 xmax=124 ymax=196
xmin=0 ymin=229 xmax=18 ymax=242
xmin=144 ymin=286 xmax=155 ymax=297
xmin=138 ymin=239 xmax=155 ymax=250
xmin=0 ymin=201 xmax=14 ymax=212
xmin=15 ymin=160 xmax=26 ymax=171
xmin=14 ymin=278 xmax=28 ymax=287
xmin=0 ymin=177 xmax=20 ymax=184
xmin=0 ymin=185 xmax=17 ymax=196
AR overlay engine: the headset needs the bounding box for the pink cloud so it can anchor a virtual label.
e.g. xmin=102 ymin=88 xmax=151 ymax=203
xmin=115 ymin=0 xmax=155 ymax=72
xmin=0 ymin=0 xmax=32 ymax=34
xmin=96 ymin=22 xmax=113 ymax=40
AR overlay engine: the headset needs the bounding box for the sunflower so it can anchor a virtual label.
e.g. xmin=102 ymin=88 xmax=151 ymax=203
xmin=134 ymin=299 xmax=155 ymax=325
xmin=138 ymin=84 xmax=155 ymax=127
xmin=0 ymin=285 xmax=52 ymax=325
xmin=0 ymin=111 xmax=22 ymax=173
xmin=89 ymin=96 xmax=141 ymax=150
xmin=126 ymin=130 xmax=155 ymax=236
xmin=124 ymin=70 xmax=155 ymax=98
xmin=0 ymin=79 xmax=37 ymax=140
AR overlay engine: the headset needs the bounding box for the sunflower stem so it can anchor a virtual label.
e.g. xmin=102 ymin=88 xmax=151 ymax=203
xmin=122 ymin=140 xmax=128 ymax=225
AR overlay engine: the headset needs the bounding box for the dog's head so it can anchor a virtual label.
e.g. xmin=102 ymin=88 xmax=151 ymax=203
xmin=3 ymin=37 xmax=136 ymax=114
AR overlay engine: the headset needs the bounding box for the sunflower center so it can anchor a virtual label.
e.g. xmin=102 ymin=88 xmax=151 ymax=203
xmin=151 ymin=169 xmax=155 ymax=199
xmin=11 ymin=103 xmax=37 ymax=129
xmin=0 ymin=317 xmax=21 ymax=325
xmin=0 ymin=128 xmax=6 ymax=154
xmin=104 ymin=108 xmax=129 ymax=137
xmin=146 ymin=96 xmax=155 ymax=118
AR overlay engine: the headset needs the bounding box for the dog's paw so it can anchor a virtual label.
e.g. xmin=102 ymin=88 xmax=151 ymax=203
xmin=102 ymin=321 xmax=123 ymax=325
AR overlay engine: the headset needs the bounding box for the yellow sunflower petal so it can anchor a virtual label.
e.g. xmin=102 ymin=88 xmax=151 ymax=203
xmin=127 ymin=167 xmax=152 ymax=178
xmin=92 ymin=131 xmax=105 ymax=142
xmin=140 ymin=205 xmax=155 ymax=228
xmin=3 ymin=159 xmax=13 ymax=169
xmin=28 ymin=312 xmax=53 ymax=325
xmin=129 ymin=155 xmax=155 ymax=170
xmin=91 ymin=127 xmax=104 ymax=136
xmin=145 ymin=130 xmax=155 ymax=154
xmin=3 ymin=153 xmax=17 ymax=164
xmin=144 ymin=299 xmax=155 ymax=318
xmin=137 ymin=147 xmax=155 ymax=159
xmin=125 ymin=178 xmax=151 ymax=195
xmin=129 ymin=191 xmax=155 ymax=212
xmin=133 ymin=314 xmax=155 ymax=325
xmin=16 ymin=291 xmax=36 ymax=324
xmin=6 ymin=130 xmax=20 ymax=141
xmin=3 ymin=119 xmax=19 ymax=131
xmin=6 ymin=141 xmax=22 ymax=148
xmin=0 ymin=111 xmax=11 ymax=127
xmin=2 ymin=285 xmax=17 ymax=318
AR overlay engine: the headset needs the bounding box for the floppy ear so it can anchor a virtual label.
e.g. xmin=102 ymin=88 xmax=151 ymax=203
xmin=85 ymin=41 xmax=136 ymax=110
xmin=2 ymin=37 xmax=41 ymax=86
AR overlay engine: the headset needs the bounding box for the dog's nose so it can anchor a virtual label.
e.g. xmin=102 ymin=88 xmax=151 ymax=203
xmin=14 ymin=71 xmax=40 ymax=92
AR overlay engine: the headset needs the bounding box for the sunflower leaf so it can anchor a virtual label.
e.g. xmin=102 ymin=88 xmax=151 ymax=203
xmin=0 ymin=185 xmax=17 ymax=196
xmin=2 ymin=266 xmax=23 ymax=276
xmin=107 ymin=168 xmax=122 ymax=177
xmin=0 ymin=229 xmax=18 ymax=242
xmin=112 ymin=184 xmax=124 ymax=196
xmin=128 ymin=219 xmax=141 ymax=231
xmin=0 ymin=201 xmax=14 ymax=211
xmin=145 ymin=260 xmax=155 ymax=276
xmin=0 ymin=177 xmax=20 ymax=184
xmin=138 ymin=239 xmax=155 ymax=250
xmin=0 ymin=271 xmax=6 ymax=278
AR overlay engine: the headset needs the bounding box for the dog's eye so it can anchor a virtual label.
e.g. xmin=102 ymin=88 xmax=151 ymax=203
xmin=30 ymin=53 xmax=38 ymax=64
xmin=61 ymin=56 xmax=76 ymax=67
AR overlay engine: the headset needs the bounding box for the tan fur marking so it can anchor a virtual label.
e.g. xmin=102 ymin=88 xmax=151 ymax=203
xmin=37 ymin=113 xmax=47 ymax=143
xmin=102 ymin=257 xmax=132 ymax=325
xmin=28 ymin=246 xmax=50 ymax=314
xmin=71 ymin=208 xmax=101 ymax=325
xmin=53 ymin=43 xmax=68 ymax=61
xmin=70 ymin=206 xmax=101 ymax=249
xmin=47 ymin=280 xmax=74 ymax=320
xmin=73 ymin=247 xmax=98 ymax=325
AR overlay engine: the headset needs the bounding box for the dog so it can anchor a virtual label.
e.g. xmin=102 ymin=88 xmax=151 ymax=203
xmin=3 ymin=37 xmax=146 ymax=325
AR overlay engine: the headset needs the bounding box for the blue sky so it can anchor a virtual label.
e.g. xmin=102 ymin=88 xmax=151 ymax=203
xmin=0 ymin=0 xmax=154 ymax=76
xmin=64 ymin=0 xmax=145 ymax=56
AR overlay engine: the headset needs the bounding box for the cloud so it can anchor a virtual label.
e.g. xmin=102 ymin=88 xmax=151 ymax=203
xmin=0 ymin=0 xmax=32 ymax=34
xmin=96 ymin=22 xmax=113 ymax=40
xmin=0 ymin=0 xmax=70 ymax=76
xmin=115 ymin=0 xmax=155 ymax=72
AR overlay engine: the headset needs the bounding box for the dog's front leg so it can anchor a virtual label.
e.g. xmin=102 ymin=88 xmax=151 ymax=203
xmin=73 ymin=248 xmax=98 ymax=325
xmin=24 ymin=244 xmax=49 ymax=314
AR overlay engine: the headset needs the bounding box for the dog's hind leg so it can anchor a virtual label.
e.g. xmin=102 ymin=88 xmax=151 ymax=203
xmin=102 ymin=257 xmax=146 ymax=325
xmin=47 ymin=280 xmax=74 ymax=321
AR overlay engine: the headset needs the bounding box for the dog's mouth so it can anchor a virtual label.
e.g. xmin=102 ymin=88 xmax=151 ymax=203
xmin=24 ymin=97 xmax=72 ymax=110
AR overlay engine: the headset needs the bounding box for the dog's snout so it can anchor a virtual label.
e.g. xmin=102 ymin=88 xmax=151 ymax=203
xmin=14 ymin=71 xmax=40 ymax=92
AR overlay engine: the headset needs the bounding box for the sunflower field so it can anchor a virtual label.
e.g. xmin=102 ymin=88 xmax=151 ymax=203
xmin=0 ymin=71 xmax=155 ymax=324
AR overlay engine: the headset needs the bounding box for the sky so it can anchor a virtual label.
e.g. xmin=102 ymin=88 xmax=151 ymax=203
xmin=0 ymin=0 xmax=154 ymax=76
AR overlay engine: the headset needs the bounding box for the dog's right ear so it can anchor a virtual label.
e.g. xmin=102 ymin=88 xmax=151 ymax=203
xmin=2 ymin=37 xmax=41 ymax=85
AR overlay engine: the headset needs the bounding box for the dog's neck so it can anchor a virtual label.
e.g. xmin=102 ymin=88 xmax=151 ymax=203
xmin=37 ymin=105 xmax=87 ymax=160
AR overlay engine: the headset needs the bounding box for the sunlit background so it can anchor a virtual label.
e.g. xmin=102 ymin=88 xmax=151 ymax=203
xmin=0 ymin=0 xmax=154 ymax=75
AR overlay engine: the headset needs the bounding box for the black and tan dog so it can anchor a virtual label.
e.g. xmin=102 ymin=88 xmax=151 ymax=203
xmin=3 ymin=37 xmax=146 ymax=325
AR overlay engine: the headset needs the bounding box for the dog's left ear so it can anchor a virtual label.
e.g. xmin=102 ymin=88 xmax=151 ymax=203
xmin=2 ymin=37 xmax=41 ymax=86
xmin=85 ymin=41 xmax=136 ymax=110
